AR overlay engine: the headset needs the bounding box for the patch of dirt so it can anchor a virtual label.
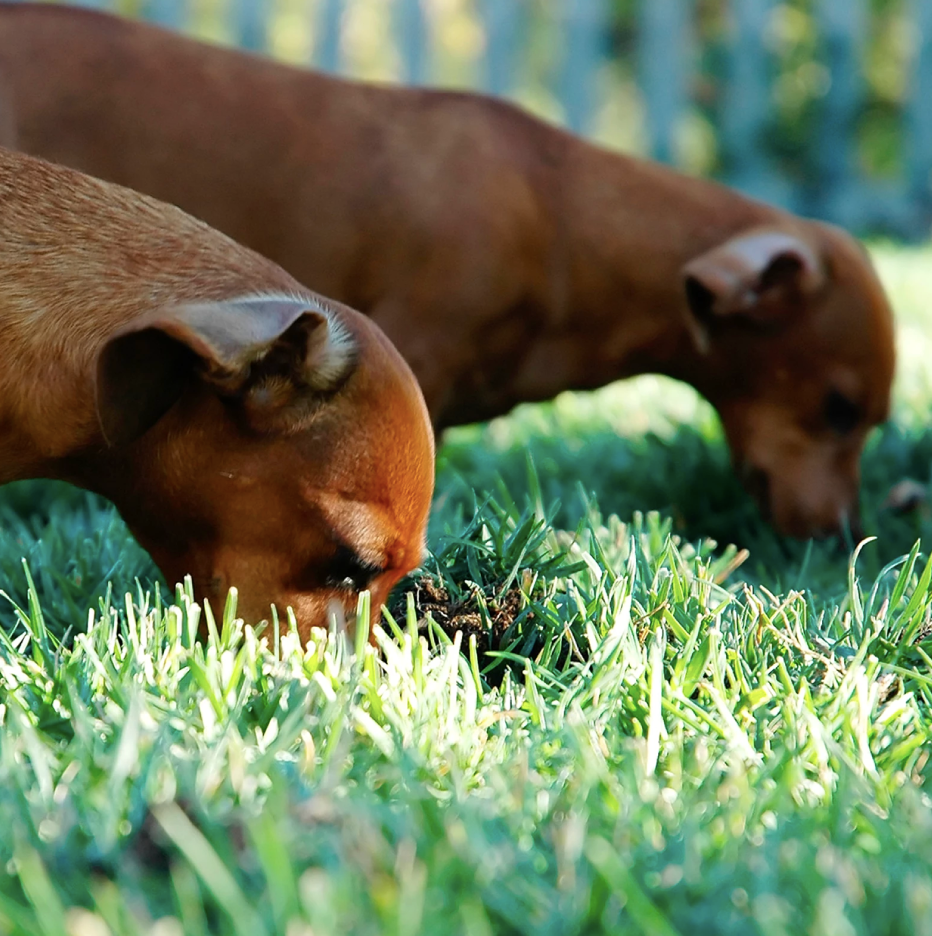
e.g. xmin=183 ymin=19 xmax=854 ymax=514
xmin=411 ymin=576 xmax=530 ymax=658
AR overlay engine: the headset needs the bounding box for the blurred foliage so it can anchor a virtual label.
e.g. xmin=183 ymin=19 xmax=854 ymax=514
xmin=606 ymin=0 xmax=915 ymax=180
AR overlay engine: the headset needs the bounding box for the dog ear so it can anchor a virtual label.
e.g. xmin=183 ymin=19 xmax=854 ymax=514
xmin=95 ymin=296 xmax=357 ymax=446
xmin=681 ymin=230 xmax=825 ymax=352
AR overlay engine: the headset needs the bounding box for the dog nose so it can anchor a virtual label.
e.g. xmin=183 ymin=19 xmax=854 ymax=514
xmin=804 ymin=509 xmax=863 ymax=547
xmin=770 ymin=501 xmax=863 ymax=544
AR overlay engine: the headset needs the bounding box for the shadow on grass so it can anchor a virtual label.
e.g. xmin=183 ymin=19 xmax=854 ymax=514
xmin=0 ymin=480 xmax=160 ymax=638
xmin=435 ymin=418 xmax=932 ymax=597
xmin=0 ymin=409 xmax=930 ymax=639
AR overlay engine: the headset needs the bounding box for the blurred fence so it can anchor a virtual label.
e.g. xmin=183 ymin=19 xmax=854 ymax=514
xmin=18 ymin=0 xmax=932 ymax=237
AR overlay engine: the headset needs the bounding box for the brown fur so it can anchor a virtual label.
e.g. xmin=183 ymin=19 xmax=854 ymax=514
xmin=0 ymin=144 xmax=434 ymax=637
xmin=0 ymin=5 xmax=896 ymax=537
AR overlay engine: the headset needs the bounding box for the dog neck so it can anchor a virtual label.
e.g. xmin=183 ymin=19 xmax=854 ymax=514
xmin=504 ymin=143 xmax=784 ymax=408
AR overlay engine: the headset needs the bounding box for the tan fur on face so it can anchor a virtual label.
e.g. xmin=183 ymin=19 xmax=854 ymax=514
xmin=0 ymin=144 xmax=434 ymax=639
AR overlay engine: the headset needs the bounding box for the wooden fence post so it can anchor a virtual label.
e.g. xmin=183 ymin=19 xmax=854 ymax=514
xmin=907 ymin=0 xmax=932 ymax=229
xmin=638 ymin=0 xmax=690 ymax=166
xmin=232 ymin=0 xmax=268 ymax=52
xmin=812 ymin=0 xmax=867 ymax=228
xmin=141 ymin=0 xmax=186 ymax=28
xmin=481 ymin=0 xmax=523 ymax=98
xmin=720 ymin=0 xmax=791 ymax=208
xmin=315 ymin=0 xmax=344 ymax=73
xmin=559 ymin=0 xmax=607 ymax=134
xmin=396 ymin=0 xmax=428 ymax=85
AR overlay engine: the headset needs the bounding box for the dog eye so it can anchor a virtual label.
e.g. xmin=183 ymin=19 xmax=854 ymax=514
xmin=324 ymin=545 xmax=384 ymax=592
xmin=824 ymin=390 xmax=861 ymax=435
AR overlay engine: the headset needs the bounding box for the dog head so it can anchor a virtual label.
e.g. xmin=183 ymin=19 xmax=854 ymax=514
xmin=92 ymin=293 xmax=435 ymax=638
xmin=680 ymin=224 xmax=895 ymax=540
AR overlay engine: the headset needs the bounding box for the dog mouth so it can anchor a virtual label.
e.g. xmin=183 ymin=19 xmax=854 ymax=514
xmin=738 ymin=462 xmax=864 ymax=543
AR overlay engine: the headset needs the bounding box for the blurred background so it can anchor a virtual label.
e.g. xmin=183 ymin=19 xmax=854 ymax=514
xmin=48 ymin=0 xmax=932 ymax=238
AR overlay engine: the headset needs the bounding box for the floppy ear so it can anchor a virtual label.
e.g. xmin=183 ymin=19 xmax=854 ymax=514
xmin=681 ymin=230 xmax=825 ymax=352
xmin=95 ymin=295 xmax=356 ymax=446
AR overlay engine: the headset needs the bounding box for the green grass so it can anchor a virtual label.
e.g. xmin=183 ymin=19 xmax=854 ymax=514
xmin=1 ymin=244 xmax=932 ymax=933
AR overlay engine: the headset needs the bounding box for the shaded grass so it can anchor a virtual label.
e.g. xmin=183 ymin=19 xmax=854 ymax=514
xmin=435 ymin=401 xmax=932 ymax=595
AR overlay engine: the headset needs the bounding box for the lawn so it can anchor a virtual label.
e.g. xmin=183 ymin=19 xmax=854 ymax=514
xmin=0 ymin=243 xmax=931 ymax=934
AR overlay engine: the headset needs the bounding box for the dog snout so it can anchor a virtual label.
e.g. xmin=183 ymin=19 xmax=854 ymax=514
xmin=773 ymin=503 xmax=863 ymax=543
xmin=739 ymin=462 xmax=863 ymax=542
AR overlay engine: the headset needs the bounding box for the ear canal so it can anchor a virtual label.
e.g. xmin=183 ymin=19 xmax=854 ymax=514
xmin=239 ymin=310 xmax=358 ymax=433
xmin=681 ymin=229 xmax=826 ymax=350
xmin=684 ymin=276 xmax=715 ymax=318
xmin=758 ymin=252 xmax=808 ymax=293
xmin=94 ymin=294 xmax=358 ymax=446
xmin=96 ymin=328 xmax=198 ymax=447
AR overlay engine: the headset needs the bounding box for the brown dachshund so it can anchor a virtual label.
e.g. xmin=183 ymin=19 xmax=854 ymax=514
xmin=0 ymin=4 xmax=896 ymax=538
xmin=0 ymin=145 xmax=434 ymax=638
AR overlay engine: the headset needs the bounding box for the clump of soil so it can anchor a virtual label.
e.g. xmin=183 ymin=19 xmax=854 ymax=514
xmin=410 ymin=575 xmax=531 ymax=659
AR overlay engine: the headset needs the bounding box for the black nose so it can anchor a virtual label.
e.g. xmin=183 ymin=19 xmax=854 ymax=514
xmin=812 ymin=514 xmax=864 ymax=553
